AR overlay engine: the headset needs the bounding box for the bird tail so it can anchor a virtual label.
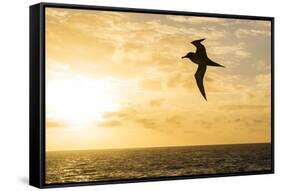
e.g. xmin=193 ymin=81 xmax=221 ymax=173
xmin=207 ymin=59 xmax=225 ymax=67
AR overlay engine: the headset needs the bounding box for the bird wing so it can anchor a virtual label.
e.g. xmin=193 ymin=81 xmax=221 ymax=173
xmin=191 ymin=39 xmax=207 ymax=58
xmin=206 ymin=58 xmax=225 ymax=67
xmin=195 ymin=64 xmax=207 ymax=100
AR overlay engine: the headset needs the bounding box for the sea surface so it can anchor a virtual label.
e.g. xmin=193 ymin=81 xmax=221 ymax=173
xmin=46 ymin=143 xmax=271 ymax=184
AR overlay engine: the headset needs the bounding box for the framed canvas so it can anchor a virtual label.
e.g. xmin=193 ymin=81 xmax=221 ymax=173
xmin=29 ymin=2 xmax=274 ymax=188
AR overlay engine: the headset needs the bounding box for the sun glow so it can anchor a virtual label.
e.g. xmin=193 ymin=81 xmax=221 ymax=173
xmin=46 ymin=75 xmax=119 ymax=126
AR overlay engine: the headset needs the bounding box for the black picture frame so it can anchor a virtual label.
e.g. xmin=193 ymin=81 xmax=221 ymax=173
xmin=30 ymin=2 xmax=274 ymax=189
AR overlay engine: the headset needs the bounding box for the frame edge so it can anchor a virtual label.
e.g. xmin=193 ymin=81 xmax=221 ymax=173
xmin=31 ymin=2 xmax=275 ymax=188
xmin=29 ymin=3 xmax=44 ymax=188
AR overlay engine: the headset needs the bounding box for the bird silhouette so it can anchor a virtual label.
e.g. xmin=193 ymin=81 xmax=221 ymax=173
xmin=182 ymin=38 xmax=224 ymax=101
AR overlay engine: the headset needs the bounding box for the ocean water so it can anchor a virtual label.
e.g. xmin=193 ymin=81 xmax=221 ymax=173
xmin=46 ymin=143 xmax=271 ymax=184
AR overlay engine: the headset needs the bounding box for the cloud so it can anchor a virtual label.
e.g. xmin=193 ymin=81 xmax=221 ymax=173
xmin=97 ymin=120 xmax=122 ymax=127
xmin=165 ymin=71 xmax=195 ymax=91
xmin=149 ymin=98 xmax=165 ymax=107
xmin=219 ymin=104 xmax=266 ymax=111
xmin=253 ymin=119 xmax=265 ymax=124
xmin=99 ymin=105 xmax=187 ymax=131
xmin=253 ymin=60 xmax=270 ymax=73
xmin=46 ymin=8 xmax=70 ymax=23
xmin=139 ymin=78 xmax=163 ymax=91
xmin=134 ymin=117 xmax=158 ymax=129
xmin=46 ymin=119 xmax=65 ymax=128
xmin=196 ymin=119 xmax=214 ymax=129
xmin=235 ymin=28 xmax=271 ymax=38
xmin=209 ymin=43 xmax=251 ymax=58
xmin=102 ymin=107 xmax=137 ymax=120
xmin=165 ymin=115 xmax=182 ymax=126
xmin=256 ymin=73 xmax=271 ymax=89
xmin=226 ymin=117 xmax=268 ymax=129
xmin=166 ymin=15 xmax=228 ymax=25
xmin=134 ymin=114 xmax=185 ymax=130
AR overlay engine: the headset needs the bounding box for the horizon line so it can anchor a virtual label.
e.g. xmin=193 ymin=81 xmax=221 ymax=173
xmin=46 ymin=141 xmax=271 ymax=152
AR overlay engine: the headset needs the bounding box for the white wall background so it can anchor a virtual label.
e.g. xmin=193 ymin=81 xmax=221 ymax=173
xmin=0 ymin=0 xmax=279 ymax=190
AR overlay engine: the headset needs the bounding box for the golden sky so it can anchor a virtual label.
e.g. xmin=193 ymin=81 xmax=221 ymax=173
xmin=45 ymin=8 xmax=271 ymax=151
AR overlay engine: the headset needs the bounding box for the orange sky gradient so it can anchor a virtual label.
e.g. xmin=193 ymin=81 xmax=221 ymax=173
xmin=45 ymin=8 xmax=271 ymax=151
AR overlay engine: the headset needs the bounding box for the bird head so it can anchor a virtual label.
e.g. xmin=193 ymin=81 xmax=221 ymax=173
xmin=191 ymin=38 xmax=205 ymax=44
xmin=181 ymin=52 xmax=194 ymax=59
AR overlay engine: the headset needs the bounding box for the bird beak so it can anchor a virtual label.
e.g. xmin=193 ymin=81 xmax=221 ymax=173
xmin=182 ymin=56 xmax=187 ymax=59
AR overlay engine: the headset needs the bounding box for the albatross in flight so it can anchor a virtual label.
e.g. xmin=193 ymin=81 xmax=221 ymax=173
xmin=182 ymin=38 xmax=224 ymax=101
